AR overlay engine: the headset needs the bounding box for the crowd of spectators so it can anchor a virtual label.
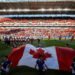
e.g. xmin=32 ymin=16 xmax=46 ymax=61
xmin=0 ymin=18 xmax=75 ymax=26
xmin=0 ymin=18 xmax=75 ymax=40
xmin=0 ymin=27 xmax=75 ymax=39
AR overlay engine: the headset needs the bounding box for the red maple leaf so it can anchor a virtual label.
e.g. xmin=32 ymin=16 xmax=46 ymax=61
xmin=29 ymin=49 xmax=35 ymax=55
xmin=29 ymin=48 xmax=52 ymax=60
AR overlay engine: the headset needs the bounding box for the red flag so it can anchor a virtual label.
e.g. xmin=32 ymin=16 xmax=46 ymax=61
xmin=8 ymin=44 xmax=75 ymax=71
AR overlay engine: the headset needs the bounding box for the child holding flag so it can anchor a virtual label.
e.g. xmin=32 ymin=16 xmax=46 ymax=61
xmin=71 ymin=57 xmax=75 ymax=75
xmin=35 ymin=55 xmax=48 ymax=75
xmin=0 ymin=56 xmax=11 ymax=75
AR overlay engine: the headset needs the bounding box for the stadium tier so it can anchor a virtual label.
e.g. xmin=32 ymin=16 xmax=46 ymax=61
xmin=0 ymin=17 xmax=75 ymax=39
xmin=0 ymin=27 xmax=75 ymax=39
xmin=0 ymin=17 xmax=75 ymax=26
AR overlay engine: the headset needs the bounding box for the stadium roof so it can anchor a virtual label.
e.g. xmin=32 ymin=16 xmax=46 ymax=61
xmin=0 ymin=14 xmax=75 ymax=18
xmin=0 ymin=1 xmax=75 ymax=15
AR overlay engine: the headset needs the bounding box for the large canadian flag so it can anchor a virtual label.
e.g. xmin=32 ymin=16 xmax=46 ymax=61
xmin=8 ymin=44 xmax=75 ymax=71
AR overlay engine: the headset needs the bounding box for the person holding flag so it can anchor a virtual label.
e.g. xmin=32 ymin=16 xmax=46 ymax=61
xmin=35 ymin=55 xmax=48 ymax=75
xmin=71 ymin=57 xmax=75 ymax=75
xmin=0 ymin=56 xmax=11 ymax=75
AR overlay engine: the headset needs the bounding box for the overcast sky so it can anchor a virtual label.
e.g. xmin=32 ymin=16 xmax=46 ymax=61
xmin=0 ymin=0 xmax=75 ymax=2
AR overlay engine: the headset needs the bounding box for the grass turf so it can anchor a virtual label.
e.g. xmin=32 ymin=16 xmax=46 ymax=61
xmin=0 ymin=39 xmax=75 ymax=75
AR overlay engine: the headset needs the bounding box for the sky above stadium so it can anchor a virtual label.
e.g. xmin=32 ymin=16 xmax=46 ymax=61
xmin=0 ymin=0 xmax=75 ymax=2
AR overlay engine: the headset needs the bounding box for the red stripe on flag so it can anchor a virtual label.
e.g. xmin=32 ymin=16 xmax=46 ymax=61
xmin=8 ymin=45 xmax=25 ymax=67
xmin=56 ymin=47 xmax=75 ymax=71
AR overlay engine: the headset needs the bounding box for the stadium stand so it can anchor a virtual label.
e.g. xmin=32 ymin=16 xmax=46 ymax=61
xmin=0 ymin=27 xmax=75 ymax=39
xmin=0 ymin=17 xmax=75 ymax=39
xmin=0 ymin=18 xmax=75 ymax=26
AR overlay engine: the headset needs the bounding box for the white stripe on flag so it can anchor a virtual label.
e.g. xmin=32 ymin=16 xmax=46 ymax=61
xmin=18 ymin=44 xmax=37 ymax=68
xmin=43 ymin=47 xmax=59 ymax=70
